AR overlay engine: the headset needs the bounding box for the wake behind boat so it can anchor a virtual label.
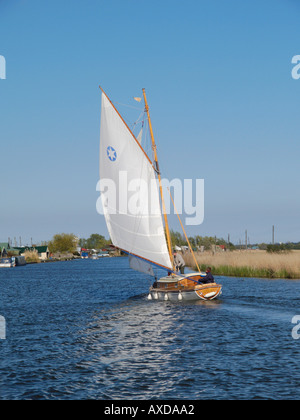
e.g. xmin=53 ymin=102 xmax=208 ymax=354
xmin=99 ymin=87 xmax=222 ymax=301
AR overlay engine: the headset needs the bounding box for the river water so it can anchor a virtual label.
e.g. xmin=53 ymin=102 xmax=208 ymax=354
xmin=0 ymin=257 xmax=300 ymax=400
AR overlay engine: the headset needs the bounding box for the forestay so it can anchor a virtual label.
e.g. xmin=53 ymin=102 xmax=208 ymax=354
xmin=99 ymin=92 xmax=172 ymax=273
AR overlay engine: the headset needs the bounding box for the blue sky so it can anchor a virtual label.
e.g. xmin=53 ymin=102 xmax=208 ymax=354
xmin=0 ymin=0 xmax=299 ymax=245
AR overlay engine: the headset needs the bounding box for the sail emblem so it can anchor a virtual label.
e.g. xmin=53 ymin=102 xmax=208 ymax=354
xmin=107 ymin=146 xmax=117 ymax=162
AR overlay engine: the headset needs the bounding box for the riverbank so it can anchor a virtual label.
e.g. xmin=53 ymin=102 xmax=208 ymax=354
xmin=184 ymin=250 xmax=300 ymax=279
xmin=25 ymin=255 xmax=119 ymax=264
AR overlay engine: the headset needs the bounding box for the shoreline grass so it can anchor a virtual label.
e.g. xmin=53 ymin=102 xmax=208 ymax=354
xmin=24 ymin=250 xmax=41 ymax=264
xmin=184 ymin=250 xmax=300 ymax=279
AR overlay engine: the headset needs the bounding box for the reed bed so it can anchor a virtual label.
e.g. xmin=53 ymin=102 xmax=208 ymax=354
xmin=24 ymin=250 xmax=40 ymax=264
xmin=184 ymin=250 xmax=300 ymax=279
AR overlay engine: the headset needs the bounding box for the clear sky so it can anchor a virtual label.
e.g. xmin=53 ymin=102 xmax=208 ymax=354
xmin=0 ymin=0 xmax=299 ymax=246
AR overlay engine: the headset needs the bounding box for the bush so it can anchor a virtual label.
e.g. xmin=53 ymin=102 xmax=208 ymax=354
xmin=266 ymin=244 xmax=291 ymax=254
xmin=24 ymin=250 xmax=40 ymax=263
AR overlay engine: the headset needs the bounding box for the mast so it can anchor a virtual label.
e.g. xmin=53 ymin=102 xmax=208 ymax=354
xmin=142 ymin=88 xmax=174 ymax=266
xmin=168 ymin=188 xmax=201 ymax=273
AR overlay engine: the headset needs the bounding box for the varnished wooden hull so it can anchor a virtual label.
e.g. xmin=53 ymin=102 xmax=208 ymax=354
xmin=148 ymin=273 xmax=222 ymax=302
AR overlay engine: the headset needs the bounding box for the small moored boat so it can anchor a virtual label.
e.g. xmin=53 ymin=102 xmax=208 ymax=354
xmin=0 ymin=257 xmax=16 ymax=268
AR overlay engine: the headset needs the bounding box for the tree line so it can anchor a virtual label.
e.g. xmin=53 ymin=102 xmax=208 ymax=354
xmin=169 ymin=230 xmax=235 ymax=250
xmin=48 ymin=233 xmax=110 ymax=254
xmin=46 ymin=231 xmax=300 ymax=254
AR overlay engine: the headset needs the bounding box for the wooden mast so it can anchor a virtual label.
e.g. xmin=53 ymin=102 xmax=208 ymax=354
xmin=168 ymin=188 xmax=201 ymax=273
xmin=142 ymin=88 xmax=174 ymax=266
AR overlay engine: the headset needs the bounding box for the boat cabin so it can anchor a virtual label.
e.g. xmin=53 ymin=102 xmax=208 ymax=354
xmin=155 ymin=273 xmax=204 ymax=291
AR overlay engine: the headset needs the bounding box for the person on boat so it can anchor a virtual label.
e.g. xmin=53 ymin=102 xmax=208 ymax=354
xmin=173 ymin=252 xmax=185 ymax=274
xmin=199 ymin=267 xmax=215 ymax=284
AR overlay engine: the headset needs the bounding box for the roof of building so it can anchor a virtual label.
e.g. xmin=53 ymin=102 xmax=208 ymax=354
xmin=14 ymin=246 xmax=49 ymax=253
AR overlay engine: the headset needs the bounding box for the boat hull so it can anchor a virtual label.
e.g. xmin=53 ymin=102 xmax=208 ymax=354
xmin=148 ymin=273 xmax=222 ymax=302
xmin=149 ymin=284 xmax=222 ymax=302
xmin=0 ymin=257 xmax=16 ymax=268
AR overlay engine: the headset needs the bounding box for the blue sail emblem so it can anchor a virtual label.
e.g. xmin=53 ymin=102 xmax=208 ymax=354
xmin=107 ymin=146 xmax=117 ymax=162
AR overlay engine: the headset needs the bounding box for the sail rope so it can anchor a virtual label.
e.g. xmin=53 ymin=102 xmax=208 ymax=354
xmin=114 ymin=101 xmax=142 ymax=111
xmin=131 ymin=110 xmax=145 ymax=134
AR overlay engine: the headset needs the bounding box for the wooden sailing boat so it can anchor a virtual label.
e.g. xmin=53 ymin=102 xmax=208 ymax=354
xmin=99 ymin=87 xmax=222 ymax=301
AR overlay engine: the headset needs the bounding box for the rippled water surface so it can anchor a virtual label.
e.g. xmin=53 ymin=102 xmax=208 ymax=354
xmin=1 ymin=258 xmax=300 ymax=400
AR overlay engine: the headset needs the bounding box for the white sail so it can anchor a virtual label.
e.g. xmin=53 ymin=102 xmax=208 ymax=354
xmin=136 ymin=127 xmax=143 ymax=144
xmin=129 ymin=255 xmax=155 ymax=276
xmin=100 ymin=92 xmax=172 ymax=271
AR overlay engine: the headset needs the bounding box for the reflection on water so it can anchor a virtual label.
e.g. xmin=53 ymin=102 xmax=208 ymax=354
xmin=78 ymin=300 xmax=188 ymax=399
xmin=73 ymin=289 xmax=225 ymax=399
xmin=1 ymin=259 xmax=300 ymax=399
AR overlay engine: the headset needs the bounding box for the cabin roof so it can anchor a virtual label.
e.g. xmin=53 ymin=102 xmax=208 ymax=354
xmin=14 ymin=246 xmax=49 ymax=253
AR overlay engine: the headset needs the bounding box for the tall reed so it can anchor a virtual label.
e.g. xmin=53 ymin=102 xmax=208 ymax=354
xmin=183 ymin=250 xmax=300 ymax=279
xmin=24 ymin=250 xmax=40 ymax=264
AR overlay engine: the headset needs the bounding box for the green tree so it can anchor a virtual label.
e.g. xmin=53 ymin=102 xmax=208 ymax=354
xmin=195 ymin=236 xmax=214 ymax=250
xmin=48 ymin=233 xmax=78 ymax=253
xmin=266 ymin=244 xmax=291 ymax=254
xmin=79 ymin=234 xmax=110 ymax=250
xmin=169 ymin=230 xmax=186 ymax=248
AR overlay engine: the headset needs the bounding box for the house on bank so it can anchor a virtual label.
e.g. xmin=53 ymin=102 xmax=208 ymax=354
xmin=14 ymin=246 xmax=50 ymax=261
xmin=0 ymin=243 xmax=11 ymax=257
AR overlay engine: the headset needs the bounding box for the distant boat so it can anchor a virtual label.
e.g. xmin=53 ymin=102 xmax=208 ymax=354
xmin=98 ymin=252 xmax=110 ymax=258
xmin=99 ymin=87 xmax=222 ymax=301
xmin=15 ymin=256 xmax=26 ymax=266
xmin=0 ymin=256 xmax=26 ymax=268
xmin=0 ymin=257 xmax=16 ymax=268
